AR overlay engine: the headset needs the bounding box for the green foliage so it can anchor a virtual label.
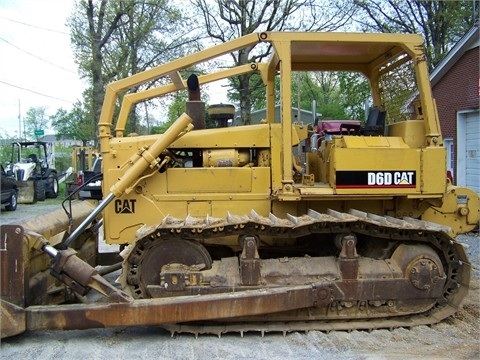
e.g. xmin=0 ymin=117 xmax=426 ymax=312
xmin=229 ymin=70 xmax=370 ymax=123
xmin=50 ymin=102 xmax=93 ymax=145
xmin=53 ymin=143 xmax=76 ymax=174
xmin=228 ymin=72 xmax=266 ymax=113
xmin=151 ymin=121 xmax=174 ymax=134
xmin=68 ymin=0 xmax=197 ymax=137
xmin=52 ymin=0 xmax=478 ymax=145
xmin=59 ymin=0 xmax=475 ymax=139
xmin=379 ymin=61 xmax=417 ymax=123
xmin=351 ymin=0 xmax=478 ymax=69
xmin=291 ymin=72 xmax=369 ymax=121
xmin=338 ymin=72 xmax=370 ymax=121
xmin=295 ymin=72 xmax=345 ymax=120
xmin=0 ymin=131 xmax=17 ymax=165
xmin=0 ymin=144 xmax=13 ymax=166
xmin=24 ymin=107 xmax=48 ymax=141
xmin=167 ymin=91 xmax=189 ymax=123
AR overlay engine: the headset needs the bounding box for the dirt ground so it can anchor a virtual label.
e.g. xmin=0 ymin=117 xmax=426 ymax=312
xmin=1 ymin=205 xmax=479 ymax=359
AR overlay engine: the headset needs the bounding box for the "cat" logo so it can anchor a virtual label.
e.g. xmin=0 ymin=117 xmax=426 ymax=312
xmin=114 ymin=199 xmax=136 ymax=214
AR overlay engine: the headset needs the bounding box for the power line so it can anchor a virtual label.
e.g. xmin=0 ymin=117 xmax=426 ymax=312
xmin=0 ymin=16 xmax=69 ymax=35
xmin=0 ymin=79 xmax=74 ymax=103
xmin=0 ymin=37 xmax=77 ymax=74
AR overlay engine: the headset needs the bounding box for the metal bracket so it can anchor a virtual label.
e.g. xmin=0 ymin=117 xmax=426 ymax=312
xmin=239 ymin=236 xmax=261 ymax=286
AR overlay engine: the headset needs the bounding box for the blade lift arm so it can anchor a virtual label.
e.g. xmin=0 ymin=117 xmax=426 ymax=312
xmin=34 ymin=233 xmax=132 ymax=303
xmin=35 ymin=114 xmax=193 ymax=302
xmin=62 ymin=113 xmax=193 ymax=249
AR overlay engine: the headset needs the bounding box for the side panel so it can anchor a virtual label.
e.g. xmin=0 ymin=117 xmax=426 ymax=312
xmin=421 ymin=147 xmax=447 ymax=194
xmin=102 ymin=124 xmax=274 ymax=245
xmin=321 ymin=136 xmax=446 ymax=196
xmin=331 ymin=137 xmax=419 ymax=195
xmin=103 ymin=167 xmax=271 ymax=244
xmin=166 ymin=168 xmax=253 ymax=193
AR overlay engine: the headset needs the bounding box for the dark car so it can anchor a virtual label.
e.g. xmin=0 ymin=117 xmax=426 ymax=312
xmin=78 ymin=157 xmax=103 ymax=200
xmin=1 ymin=165 xmax=18 ymax=211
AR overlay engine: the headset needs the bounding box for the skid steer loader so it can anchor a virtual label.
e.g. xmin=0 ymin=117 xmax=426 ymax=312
xmin=5 ymin=141 xmax=59 ymax=203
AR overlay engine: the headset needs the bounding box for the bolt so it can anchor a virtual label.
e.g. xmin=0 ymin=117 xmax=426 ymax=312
xmin=317 ymin=288 xmax=328 ymax=300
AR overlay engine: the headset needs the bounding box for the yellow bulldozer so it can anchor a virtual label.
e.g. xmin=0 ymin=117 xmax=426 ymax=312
xmin=1 ymin=32 xmax=479 ymax=338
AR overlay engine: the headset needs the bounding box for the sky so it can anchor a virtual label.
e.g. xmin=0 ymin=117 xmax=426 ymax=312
xmin=0 ymin=0 xmax=235 ymax=140
xmin=0 ymin=0 xmax=82 ymax=137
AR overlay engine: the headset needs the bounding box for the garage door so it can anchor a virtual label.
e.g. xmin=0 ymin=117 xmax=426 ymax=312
xmin=458 ymin=110 xmax=480 ymax=193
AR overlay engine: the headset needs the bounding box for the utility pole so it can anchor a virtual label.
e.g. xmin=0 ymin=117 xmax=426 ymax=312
xmin=18 ymin=99 xmax=21 ymax=141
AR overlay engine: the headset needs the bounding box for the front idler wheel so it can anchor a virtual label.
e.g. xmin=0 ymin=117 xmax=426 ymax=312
xmin=124 ymin=238 xmax=212 ymax=298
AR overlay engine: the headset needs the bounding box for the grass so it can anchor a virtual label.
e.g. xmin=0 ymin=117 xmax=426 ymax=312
xmin=43 ymin=197 xmax=65 ymax=205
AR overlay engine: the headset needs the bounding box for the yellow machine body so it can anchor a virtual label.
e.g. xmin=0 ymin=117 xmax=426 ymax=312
xmin=97 ymin=32 xmax=478 ymax=245
xmin=2 ymin=31 xmax=478 ymax=339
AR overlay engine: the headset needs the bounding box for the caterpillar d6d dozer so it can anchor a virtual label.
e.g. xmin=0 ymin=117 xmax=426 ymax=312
xmin=2 ymin=32 xmax=479 ymax=338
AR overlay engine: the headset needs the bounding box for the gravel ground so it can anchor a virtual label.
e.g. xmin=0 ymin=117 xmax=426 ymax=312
xmin=0 ymin=201 xmax=65 ymax=225
xmin=1 ymin=203 xmax=478 ymax=359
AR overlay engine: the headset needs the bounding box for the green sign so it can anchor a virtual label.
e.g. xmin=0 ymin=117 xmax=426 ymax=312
xmin=34 ymin=129 xmax=44 ymax=136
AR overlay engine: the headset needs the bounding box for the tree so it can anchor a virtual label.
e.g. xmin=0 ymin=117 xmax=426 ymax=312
xmin=68 ymin=0 xmax=196 ymax=137
xmin=0 ymin=134 xmax=17 ymax=165
xmin=160 ymin=89 xmax=216 ymax=134
xmin=293 ymin=71 xmax=370 ymax=121
xmin=167 ymin=91 xmax=189 ymax=124
xmin=351 ymin=0 xmax=478 ymax=68
xmin=224 ymin=72 xmax=269 ymax=113
xmin=192 ymin=0 xmax=355 ymax=124
xmin=337 ymin=72 xmax=370 ymax=121
xmin=24 ymin=107 xmax=48 ymax=140
xmin=50 ymin=102 xmax=93 ymax=145
xmin=69 ymin=0 xmax=125 ymax=136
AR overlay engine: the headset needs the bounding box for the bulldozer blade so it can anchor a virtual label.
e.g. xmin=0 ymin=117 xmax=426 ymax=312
xmin=17 ymin=180 xmax=35 ymax=204
xmin=0 ymin=201 xmax=99 ymax=339
xmin=0 ymin=223 xmax=27 ymax=338
xmin=6 ymin=200 xmax=98 ymax=244
xmin=25 ymin=283 xmax=329 ymax=333
xmin=1 ymin=300 xmax=26 ymax=339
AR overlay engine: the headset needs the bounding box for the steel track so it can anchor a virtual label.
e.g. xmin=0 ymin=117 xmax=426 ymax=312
xmin=122 ymin=208 xmax=471 ymax=335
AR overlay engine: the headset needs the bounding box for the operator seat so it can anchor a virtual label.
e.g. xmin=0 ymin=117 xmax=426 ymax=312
xmin=27 ymin=154 xmax=38 ymax=163
xmin=361 ymin=106 xmax=386 ymax=136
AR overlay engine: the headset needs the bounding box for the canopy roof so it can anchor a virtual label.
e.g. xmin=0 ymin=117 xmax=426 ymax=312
xmin=266 ymin=32 xmax=422 ymax=73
